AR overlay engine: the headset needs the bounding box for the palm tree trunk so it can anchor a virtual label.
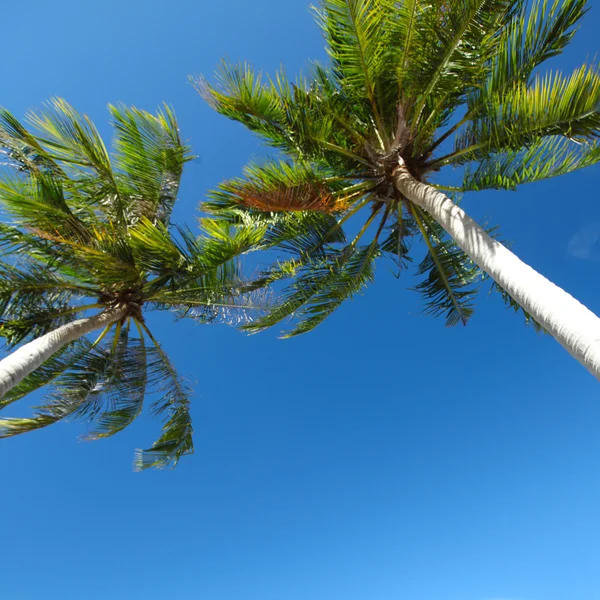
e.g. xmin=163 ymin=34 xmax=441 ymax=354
xmin=0 ymin=305 xmax=127 ymax=399
xmin=393 ymin=160 xmax=600 ymax=380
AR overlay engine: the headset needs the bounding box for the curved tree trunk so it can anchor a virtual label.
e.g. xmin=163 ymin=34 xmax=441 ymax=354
xmin=393 ymin=161 xmax=600 ymax=381
xmin=0 ymin=305 xmax=127 ymax=399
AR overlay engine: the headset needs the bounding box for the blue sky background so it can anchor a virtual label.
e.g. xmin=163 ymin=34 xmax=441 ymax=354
xmin=2 ymin=1 xmax=600 ymax=599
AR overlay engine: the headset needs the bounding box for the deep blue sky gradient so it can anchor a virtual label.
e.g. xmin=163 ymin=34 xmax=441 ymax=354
xmin=2 ymin=2 xmax=600 ymax=599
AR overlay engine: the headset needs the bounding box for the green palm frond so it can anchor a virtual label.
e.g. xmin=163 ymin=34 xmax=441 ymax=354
xmin=26 ymin=98 xmax=114 ymax=176
xmin=242 ymin=241 xmax=377 ymax=337
xmin=0 ymin=108 xmax=62 ymax=175
xmin=110 ymin=103 xmax=193 ymax=224
xmin=313 ymin=0 xmax=392 ymax=137
xmin=0 ymin=173 xmax=96 ymax=243
xmin=412 ymin=207 xmax=478 ymax=327
xmin=444 ymin=64 xmax=600 ymax=166
xmin=379 ymin=206 xmax=415 ymax=272
xmin=240 ymin=251 xmax=345 ymax=335
xmin=471 ymin=0 xmax=587 ymax=106
xmin=129 ymin=216 xmax=188 ymax=273
xmin=197 ymin=217 xmax=267 ymax=270
xmin=462 ymin=136 xmax=600 ymax=190
xmin=0 ymin=262 xmax=90 ymax=314
xmin=289 ymin=241 xmax=380 ymax=336
xmin=83 ymin=328 xmax=148 ymax=440
xmin=245 ymin=203 xmax=387 ymax=336
xmin=196 ymin=63 xmax=373 ymax=170
xmin=134 ymin=324 xmax=193 ymax=471
xmin=196 ymin=62 xmax=290 ymax=147
xmin=410 ymin=0 xmax=519 ymax=133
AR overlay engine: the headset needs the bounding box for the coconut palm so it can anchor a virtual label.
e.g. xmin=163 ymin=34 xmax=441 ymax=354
xmin=199 ymin=0 xmax=600 ymax=378
xmin=0 ymin=99 xmax=262 ymax=469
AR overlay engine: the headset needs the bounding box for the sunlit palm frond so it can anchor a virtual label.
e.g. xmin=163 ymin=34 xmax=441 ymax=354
xmin=462 ymin=136 xmax=600 ymax=190
xmin=446 ymin=64 xmax=600 ymax=166
xmin=471 ymin=0 xmax=588 ymax=106
xmin=195 ymin=62 xmax=289 ymax=148
xmin=196 ymin=63 xmax=373 ymax=170
xmin=25 ymin=98 xmax=114 ymax=178
xmin=110 ymin=103 xmax=192 ymax=224
xmin=410 ymin=0 xmax=519 ymax=134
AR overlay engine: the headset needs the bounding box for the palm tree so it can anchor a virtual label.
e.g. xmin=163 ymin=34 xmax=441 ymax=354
xmin=0 ymin=99 xmax=262 ymax=469
xmin=199 ymin=0 xmax=600 ymax=378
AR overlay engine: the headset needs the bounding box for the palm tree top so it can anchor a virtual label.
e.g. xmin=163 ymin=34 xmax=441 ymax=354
xmin=0 ymin=99 xmax=263 ymax=469
xmin=198 ymin=0 xmax=599 ymax=334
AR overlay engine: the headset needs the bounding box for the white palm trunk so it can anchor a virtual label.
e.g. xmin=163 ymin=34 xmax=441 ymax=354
xmin=393 ymin=161 xmax=600 ymax=380
xmin=0 ymin=305 xmax=127 ymax=399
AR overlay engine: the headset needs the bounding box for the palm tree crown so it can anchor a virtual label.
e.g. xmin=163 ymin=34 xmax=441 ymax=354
xmin=0 ymin=100 xmax=262 ymax=469
xmin=200 ymin=0 xmax=599 ymax=335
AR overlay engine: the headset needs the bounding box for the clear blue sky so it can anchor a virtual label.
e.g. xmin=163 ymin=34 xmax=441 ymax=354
xmin=2 ymin=2 xmax=600 ymax=599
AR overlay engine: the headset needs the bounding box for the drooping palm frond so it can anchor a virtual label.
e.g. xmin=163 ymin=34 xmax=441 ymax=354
xmin=379 ymin=204 xmax=415 ymax=273
xmin=133 ymin=323 xmax=193 ymax=471
xmin=243 ymin=202 xmax=388 ymax=336
xmin=82 ymin=327 xmax=148 ymax=440
xmin=288 ymin=241 xmax=381 ymax=336
xmin=412 ymin=207 xmax=478 ymax=326
xmin=238 ymin=246 xmax=360 ymax=337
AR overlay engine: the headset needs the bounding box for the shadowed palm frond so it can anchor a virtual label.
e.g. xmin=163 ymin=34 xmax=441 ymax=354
xmin=0 ymin=323 xmax=122 ymax=437
xmin=491 ymin=279 xmax=546 ymax=332
xmin=134 ymin=324 xmax=193 ymax=471
xmin=412 ymin=206 xmax=479 ymax=327
xmin=83 ymin=329 xmax=148 ymax=440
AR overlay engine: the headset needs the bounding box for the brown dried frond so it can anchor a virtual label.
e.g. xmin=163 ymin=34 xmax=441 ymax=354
xmin=236 ymin=183 xmax=348 ymax=213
